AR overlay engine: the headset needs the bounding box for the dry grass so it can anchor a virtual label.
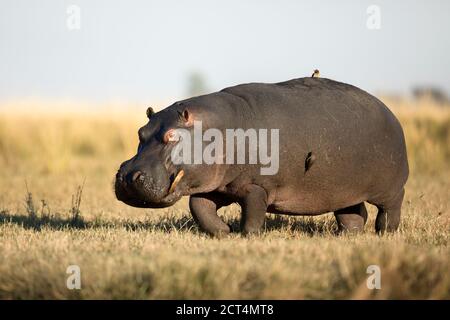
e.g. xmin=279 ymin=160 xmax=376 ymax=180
xmin=0 ymin=98 xmax=449 ymax=299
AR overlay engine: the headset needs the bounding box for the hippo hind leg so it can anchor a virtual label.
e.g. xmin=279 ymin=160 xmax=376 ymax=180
xmin=334 ymin=203 xmax=368 ymax=233
xmin=371 ymin=188 xmax=404 ymax=234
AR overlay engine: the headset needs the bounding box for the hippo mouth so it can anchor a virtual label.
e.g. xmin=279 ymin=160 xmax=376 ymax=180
xmin=115 ymin=169 xmax=186 ymax=208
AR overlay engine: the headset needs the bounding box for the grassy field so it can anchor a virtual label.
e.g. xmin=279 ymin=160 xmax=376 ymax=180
xmin=0 ymin=98 xmax=449 ymax=299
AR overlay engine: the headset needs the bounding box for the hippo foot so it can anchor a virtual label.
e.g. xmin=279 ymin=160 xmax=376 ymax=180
xmin=207 ymin=227 xmax=231 ymax=239
xmin=371 ymin=188 xmax=404 ymax=234
xmin=241 ymin=229 xmax=264 ymax=237
xmin=334 ymin=203 xmax=368 ymax=234
xmin=197 ymin=218 xmax=231 ymax=238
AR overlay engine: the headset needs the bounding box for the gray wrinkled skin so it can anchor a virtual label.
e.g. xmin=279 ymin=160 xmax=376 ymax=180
xmin=115 ymin=77 xmax=409 ymax=236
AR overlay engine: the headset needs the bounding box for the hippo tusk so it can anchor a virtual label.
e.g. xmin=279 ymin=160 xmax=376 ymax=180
xmin=169 ymin=170 xmax=184 ymax=193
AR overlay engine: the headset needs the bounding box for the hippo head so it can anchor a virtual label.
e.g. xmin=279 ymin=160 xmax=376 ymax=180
xmin=115 ymin=104 xmax=221 ymax=208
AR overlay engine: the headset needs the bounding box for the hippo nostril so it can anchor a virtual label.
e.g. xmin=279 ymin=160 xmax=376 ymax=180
xmin=131 ymin=171 xmax=144 ymax=182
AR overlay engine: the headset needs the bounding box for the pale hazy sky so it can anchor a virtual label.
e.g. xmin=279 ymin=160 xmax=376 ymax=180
xmin=1 ymin=0 xmax=449 ymax=102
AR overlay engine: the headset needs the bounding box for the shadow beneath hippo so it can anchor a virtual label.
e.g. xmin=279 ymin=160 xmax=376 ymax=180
xmin=120 ymin=215 xmax=197 ymax=232
xmin=0 ymin=209 xmax=197 ymax=233
xmin=264 ymin=214 xmax=337 ymax=236
xmin=122 ymin=214 xmax=337 ymax=236
xmin=222 ymin=213 xmax=337 ymax=236
xmin=0 ymin=209 xmax=88 ymax=231
xmin=0 ymin=209 xmax=336 ymax=235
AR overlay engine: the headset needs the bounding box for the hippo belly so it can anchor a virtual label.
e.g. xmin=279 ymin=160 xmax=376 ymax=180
xmin=227 ymin=78 xmax=407 ymax=213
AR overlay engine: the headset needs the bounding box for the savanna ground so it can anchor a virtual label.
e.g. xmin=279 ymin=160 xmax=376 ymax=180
xmin=0 ymin=98 xmax=449 ymax=299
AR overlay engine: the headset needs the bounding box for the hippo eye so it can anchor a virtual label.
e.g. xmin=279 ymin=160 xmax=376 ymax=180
xmin=163 ymin=129 xmax=179 ymax=144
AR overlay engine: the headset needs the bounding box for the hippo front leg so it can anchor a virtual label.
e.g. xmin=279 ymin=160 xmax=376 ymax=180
xmin=239 ymin=185 xmax=268 ymax=235
xmin=189 ymin=194 xmax=231 ymax=237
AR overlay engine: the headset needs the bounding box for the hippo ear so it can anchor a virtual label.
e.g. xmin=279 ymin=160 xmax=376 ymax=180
xmin=178 ymin=109 xmax=194 ymax=126
xmin=146 ymin=107 xmax=155 ymax=119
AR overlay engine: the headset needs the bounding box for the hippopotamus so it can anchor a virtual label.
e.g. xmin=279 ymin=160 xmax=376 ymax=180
xmin=115 ymin=77 xmax=409 ymax=236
